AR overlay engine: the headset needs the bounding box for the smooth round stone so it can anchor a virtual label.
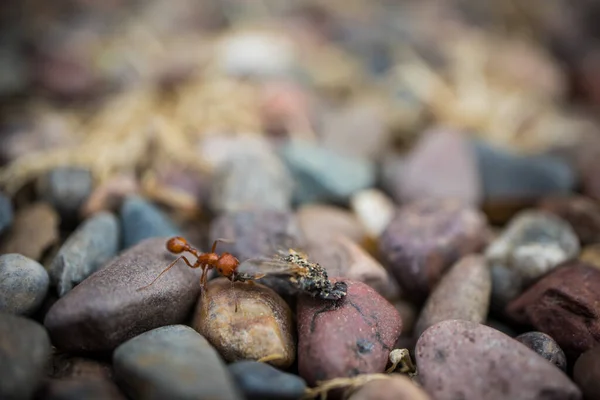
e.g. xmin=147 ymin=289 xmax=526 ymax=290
xmin=228 ymin=360 xmax=307 ymax=400
xmin=486 ymin=210 xmax=580 ymax=310
xmin=193 ymin=278 xmax=295 ymax=369
xmin=209 ymin=149 xmax=293 ymax=214
xmin=349 ymin=189 xmax=395 ymax=239
xmin=44 ymin=237 xmax=200 ymax=352
xmin=297 ymin=279 xmax=402 ymax=386
xmin=506 ymin=261 xmax=600 ymax=360
xmin=48 ymin=211 xmax=120 ymax=297
xmin=296 ymin=203 xmax=366 ymax=245
xmin=120 ymin=196 xmax=180 ymax=249
xmin=416 ymin=320 xmax=582 ymax=400
xmin=347 ymin=375 xmax=431 ymax=400
xmin=279 ymin=139 xmax=376 ymax=205
xmin=414 ymin=255 xmax=491 ymax=339
xmin=0 ymin=202 xmax=60 ymax=261
xmin=0 ymin=254 xmax=49 ymax=315
xmin=573 ymin=346 xmax=600 ymax=400
xmin=40 ymin=378 xmax=127 ymax=400
xmin=379 ymin=199 xmax=490 ymax=303
xmin=37 ymin=166 xmax=93 ymax=220
xmin=0 ymin=192 xmax=13 ymax=235
xmin=538 ymin=195 xmax=600 ymax=245
xmin=114 ymin=325 xmax=243 ymax=400
xmin=0 ymin=313 xmax=52 ymax=400
xmin=515 ymin=332 xmax=567 ymax=371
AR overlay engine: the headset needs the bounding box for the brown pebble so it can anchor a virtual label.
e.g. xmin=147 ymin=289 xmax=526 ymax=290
xmin=348 ymin=375 xmax=430 ymax=400
xmin=0 ymin=202 xmax=59 ymax=261
xmin=506 ymin=261 xmax=600 ymax=359
xmin=538 ymin=195 xmax=600 ymax=245
xmin=296 ymin=204 xmax=366 ymax=245
xmin=193 ymin=277 xmax=295 ymax=369
xmin=414 ymin=255 xmax=491 ymax=339
xmin=580 ymin=244 xmax=600 ymax=269
xmin=573 ymin=346 xmax=600 ymax=400
xmin=40 ymin=378 xmax=127 ymax=400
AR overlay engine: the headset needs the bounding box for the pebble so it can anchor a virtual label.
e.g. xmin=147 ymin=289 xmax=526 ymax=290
xmin=297 ymin=279 xmax=402 ymax=386
xmin=279 ymin=139 xmax=376 ymax=204
xmin=47 ymin=354 xmax=113 ymax=380
xmin=414 ymin=255 xmax=491 ymax=339
xmin=573 ymin=346 xmax=600 ymax=400
xmin=506 ymin=261 xmax=600 ymax=359
xmin=487 ymin=210 xmax=580 ymax=310
xmin=0 ymin=254 xmax=49 ymax=316
xmin=347 ymin=375 xmax=431 ymax=400
xmin=39 ymin=378 xmax=127 ymax=400
xmin=378 ymin=199 xmax=490 ymax=303
xmin=43 ymin=237 xmax=200 ymax=352
xmin=48 ymin=211 xmax=120 ymax=297
xmin=580 ymin=244 xmax=600 ymax=268
xmin=515 ymin=332 xmax=567 ymax=371
xmin=113 ymin=325 xmax=243 ymax=400
xmin=538 ymin=195 xmax=600 ymax=245
xmin=416 ymin=319 xmax=582 ymax=400
xmin=80 ymin=173 xmax=139 ymax=218
xmin=394 ymin=127 xmax=482 ymax=206
xmin=296 ymin=203 xmax=366 ymax=245
xmin=209 ymin=149 xmax=293 ymax=214
xmin=228 ymin=360 xmax=307 ymax=400
xmin=0 ymin=202 xmax=60 ymax=261
xmin=37 ymin=166 xmax=93 ymax=222
xmin=0 ymin=312 xmax=52 ymax=400
xmin=193 ymin=278 xmax=296 ymax=368
xmin=198 ymin=135 xmax=276 ymax=171
xmin=472 ymin=140 xmax=576 ymax=201
xmin=120 ymin=196 xmax=180 ymax=249
xmin=349 ymin=189 xmax=395 ymax=239
xmin=0 ymin=192 xmax=13 ymax=235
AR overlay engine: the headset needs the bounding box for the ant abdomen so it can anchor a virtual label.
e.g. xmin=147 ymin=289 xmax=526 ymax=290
xmin=166 ymin=236 xmax=188 ymax=254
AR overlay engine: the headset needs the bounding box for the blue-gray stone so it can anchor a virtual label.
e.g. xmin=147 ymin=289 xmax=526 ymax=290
xmin=37 ymin=166 xmax=93 ymax=219
xmin=49 ymin=211 xmax=121 ymax=297
xmin=0 ymin=312 xmax=52 ymax=400
xmin=0 ymin=254 xmax=49 ymax=316
xmin=120 ymin=196 xmax=180 ymax=249
xmin=228 ymin=361 xmax=306 ymax=400
xmin=0 ymin=192 xmax=13 ymax=235
xmin=472 ymin=140 xmax=576 ymax=200
xmin=113 ymin=325 xmax=243 ymax=400
xmin=279 ymin=140 xmax=376 ymax=204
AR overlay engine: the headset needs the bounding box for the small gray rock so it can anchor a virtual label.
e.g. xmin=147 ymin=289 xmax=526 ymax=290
xmin=486 ymin=210 xmax=580 ymax=310
xmin=515 ymin=332 xmax=567 ymax=371
xmin=113 ymin=325 xmax=243 ymax=400
xmin=279 ymin=139 xmax=376 ymax=204
xmin=49 ymin=211 xmax=120 ymax=297
xmin=0 ymin=254 xmax=49 ymax=315
xmin=228 ymin=360 xmax=307 ymax=400
xmin=120 ymin=196 xmax=180 ymax=249
xmin=44 ymin=237 xmax=200 ymax=352
xmin=0 ymin=312 xmax=52 ymax=400
xmin=37 ymin=166 xmax=93 ymax=220
xmin=0 ymin=192 xmax=13 ymax=235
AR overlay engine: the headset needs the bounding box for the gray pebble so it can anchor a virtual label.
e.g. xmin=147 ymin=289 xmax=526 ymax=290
xmin=0 ymin=254 xmax=49 ymax=316
xmin=515 ymin=332 xmax=567 ymax=371
xmin=37 ymin=166 xmax=93 ymax=220
xmin=49 ymin=211 xmax=120 ymax=297
xmin=120 ymin=196 xmax=180 ymax=249
xmin=228 ymin=360 xmax=307 ymax=400
xmin=113 ymin=325 xmax=243 ymax=400
xmin=0 ymin=192 xmax=13 ymax=235
xmin=0 ymin=312 xmax=52 ymax=400
xmin=40 ymin=378 xmax=127 ymax=400
xmin=44 ymin=237 xmax=200 ymax=352
xmin=279 ymin=139 xmax=376 ymax=204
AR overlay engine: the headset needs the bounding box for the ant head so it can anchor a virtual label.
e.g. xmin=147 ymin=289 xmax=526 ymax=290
xmin=166 ymin=236 xmax=188 ymax=254
xmin=216 ymin=253 xmax=240 ymax=278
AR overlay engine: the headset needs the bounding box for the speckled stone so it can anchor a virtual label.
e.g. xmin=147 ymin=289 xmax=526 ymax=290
xmin=515 ymin=332 xmax=567 ymax=371
xmin=0 ymin=254 xmax=50 ymax=316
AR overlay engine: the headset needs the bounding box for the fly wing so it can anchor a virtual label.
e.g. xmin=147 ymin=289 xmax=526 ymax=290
xmin=236 ymin=256 xmax=300 ymax=278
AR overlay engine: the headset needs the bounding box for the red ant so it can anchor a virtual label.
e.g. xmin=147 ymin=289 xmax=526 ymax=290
xmin=137 ymin=236 xmax=254 ymax=311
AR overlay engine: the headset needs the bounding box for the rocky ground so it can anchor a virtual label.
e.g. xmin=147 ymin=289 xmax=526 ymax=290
xmin=2 ymin=1 xmax=600 ymax=400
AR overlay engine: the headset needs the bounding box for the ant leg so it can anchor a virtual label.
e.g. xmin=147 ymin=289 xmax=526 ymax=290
xmin=137 ymin=256 xmax=196 ymax=291
xmin=211 ymin=238 xmax=235 ymax=253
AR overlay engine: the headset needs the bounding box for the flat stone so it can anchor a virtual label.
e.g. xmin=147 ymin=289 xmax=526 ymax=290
xmin=113 ymin=325 xmax=243 ymax=400
xmin=573 ymin=346 xmax=600 ymax=400
xmin=43 ymin=237 xmax=200 ymax=352
xmin=120 ymin=196 xmax=180 ymax=249
xmin=0 ymin=313 xmax=52 ymax=400
xmin=538 ymin=195 xmax=600 ymax=245
xmin=378 ymin=199 xmax=490 ymax=303
xmin=414 ymin=255 xmax=491 ymax=339
xmin=515 ymin=332 xmax=567 ymax=371
xmin=0 ymin=192 xmax=13 ymax=235
xmin=347 ymin=375 xmax=431 ymax=400
xmin=0 ymin=253 xmax=49 ymax=316
xmin=416 ymin=320 xmax=582 ymax=400
xmin=228 ymin=360 xmax=307 ymax=400
xmin=506 ymin=261 xmax=600 ymax=360
xmin=193 ymin=278 xmax=295 ymax=369
xmin=297 ymin=279 xmax=402 ymax=386
xmin=48 ymin=211 xmax=120 ymax=297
